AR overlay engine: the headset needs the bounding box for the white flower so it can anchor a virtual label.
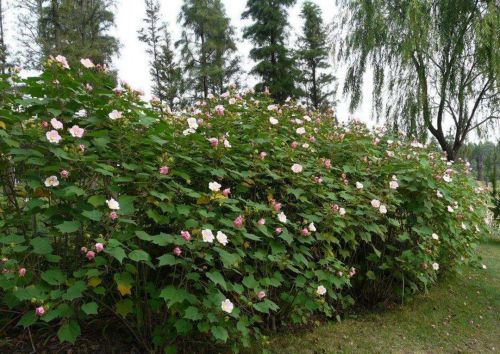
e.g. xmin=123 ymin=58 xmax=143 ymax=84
xmin=221 ymin=299 xmax=234 ymax=313
xmin=108 ymin=110 xmax=122 ymax=120
xmin=106 ymin=198 xmax=120 ymax=210
xmin=223 ymin=139 xmax=231 ymax=148
xmin=216 ymin=231 xmax=228 ymax=246
xmin=44 ymin=175 xmax=59 ymax=187
xmin=303 ymin=115 xmax=311 ymax=122
xmin=183 ymin=128 xmax=195 ymax=136
xmin=339 ymin=207 xmax=346 ymax=216
xmin=379 ymin=205 xmax=387 ymax=214
xmin=371 ymin=199 xmax=381 ymax=208
xmin=269 ymin=117 xmax=279 ymax=125
xmin=432 ymin=233 xmax=439 ymax=240
xmin=291 ymin=163 xmax=303 ymax=173
xmin=436 ymin=190 xmax=443 ymax=198
xmin=432 ymin=262 xmax=439 ymax=271
xmin=302 ymin=143 xmax=310 ymax=148
xmin=447 ymin=205 xmax=454 ymax=213
xmin=461 ymin=222 xmax=467 ymax=230
xmin=316 ymin=285 xmax=327 ymax=296
xmin=68 ymin=125 xmax=85 ymax=138
xmin=482 ymin=264 xmax=487 ymax=270
xmin=80 ymin=58 xmax=94 ymax=68
xmin=74 ymin=109 xmax=87 ymax=118
xmin=443 ymin=174 xmax=452 ymax=183
xmin=389 ymin=181 xmax=399 ymax=190
xmin=55 ymin=55 xmax=69 ymax=69
xmin=187 ymin=117 xmax=198 ymax=130
xmin=202 ymin=229 xmax=214 ymax=243
xmin=267 ymin=104 xmax=278 ymax=111
xmin=209 ymin=181 xmax=222 ymax=192
xmin=278 ymin=212 xmax=287 ymax=223
xmin=308 ymin=223 xmax=316 ymax=232
xmin=296 ymin=127 xmax=306 ymax=135
xmin=355 ymin=182 xmax=364 ymax=189
xmin=469 ymin=206 xmax=474 ymax=212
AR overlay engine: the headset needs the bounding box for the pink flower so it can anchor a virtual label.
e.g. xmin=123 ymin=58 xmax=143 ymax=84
xmin=291 ymin=141 xmax=298 ymax=149
xmin=222 ymin=188 xmax=231 ymax=197
xmin=79 ymin=144 xmax=86 ymax=152
xmin=50 ymin=118 xmax=63 ymax=130
xmin=389 ymin=181 xmax=399 ymax=190
xmin=35 ymin=306 xmax=45 ymax=317
xmin=18 ymin=268 xmax=26 ymax=277
xmin=86 ymin=250 xmax=95 ymax=260
xmin=275 ymin=227 xmax=283 ymax=234
xmin=324 ymin=159 xmax=332 ymax=169
xmin=215 ymin=105 xmax=225 ymax=116
xmin=234 ymin=215 xmax=244 ymax=228
xmin=273 ymin=202 xmax=282 ymax=212
xmin=331 ymin=204 xmax=340 ymax=213
xmin=181 ymin=230 xmax=191 ymax=241
xmin=209 ymin=138 xmax=219 ymax=147
xmin=258 ymin=218 xmax=266 ymax=225
xmin=95 ymin=243 xmax=104 ymax=253
xmin=309 ymin=136 xmax=316 ymax=143
xmin=113 ymin=86 xmax=123 ymax=96
xmin=68 ymin=125 xmax=85 ymax=138
xmin=173 ymin=247 xmax=182 ymax=256
xmin=257 ymin=291 xmax=266 ymax=300
xmin=301 ymin=228 xmax=310 ymax=236
xmin=291 ymin=164 xmax=303 ymax=173
xmin=46 ymin=130 xmax=62 ymax=144
xmin=55 ymin=55 xmax=69 ymax=69
xmin=260 ymin=151 xmax=267 ymax=159
xmin=159 ymin=166 xmax=170 ymax=175
xmin=41 ymin=121 xmax=49 ymax=128
xmin=314 ymin=176 xmax=323 ymax=184
xmin=60 ymin=170 xmax=69 ymax=179
xmin=109 ymin=211 xmax=118 ymax=220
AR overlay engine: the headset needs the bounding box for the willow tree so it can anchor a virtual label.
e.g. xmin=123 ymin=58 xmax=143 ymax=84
xmin=336 ymin=0 xmax=499 ymax=160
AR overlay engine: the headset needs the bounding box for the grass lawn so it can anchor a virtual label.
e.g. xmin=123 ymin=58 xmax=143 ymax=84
xmin=263 ymin=239 xmax=500 ymax=354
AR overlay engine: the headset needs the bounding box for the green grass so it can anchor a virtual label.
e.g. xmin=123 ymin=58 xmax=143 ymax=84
xmin=263 ymin=239 xmax=500 ymax=354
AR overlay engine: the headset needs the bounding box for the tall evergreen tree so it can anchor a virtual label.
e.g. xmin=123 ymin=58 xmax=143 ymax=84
xmin=177 ymin=0 xmax=239 ymax=99
xmin=297 ymin=1 xmax=335 ymax=110
xmin=138 ymin=0 xmax=183 ymax=108
xmin=17 ymin=0 xmax=119 ymax=68
xmin=242 ymin=0 xmax=298 ymax=102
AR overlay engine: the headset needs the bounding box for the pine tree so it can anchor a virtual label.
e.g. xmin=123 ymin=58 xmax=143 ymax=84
xmin=17 ymin=0 xmax=119 ymax=68
xmin=242 ymin=0 xmax=298 ymax=102
xmin=297 ymin=1 xmax=335 ymax=111
xmin=177 ymin=0 xmax=239 ymax=99
xmin=138 ymin=0 xmax=183 ymax=108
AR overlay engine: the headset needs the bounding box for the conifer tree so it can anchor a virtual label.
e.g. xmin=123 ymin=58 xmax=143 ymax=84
xmin=297 ymin=1 xmax=335 ymax=110
xmin=242 ymin=0 xmax=298 ymax=102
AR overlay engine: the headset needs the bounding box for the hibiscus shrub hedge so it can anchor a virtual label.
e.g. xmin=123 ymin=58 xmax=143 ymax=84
xmin=0 ymin=60 xmax=490 ymax=351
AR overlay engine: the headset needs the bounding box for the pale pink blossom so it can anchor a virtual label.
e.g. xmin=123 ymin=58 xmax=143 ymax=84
xmin=277 ymin=212 xmax=287 ymax=223
xmin=221 ymin=299 xmax=234 ymax=313
xmin=291 ymin=164 xmax=303 ymax=173
xmin=432 ymin=262 xmax=439 ymax=271
xmin=308 ymin=223 xmax=316 ymax=232
xmin=215 ymin=105 xmax=225 ymax=116
xmin=50 ymin=118 xmax=63 ymax=130
xmin=159 ymin=166 xmax=170 ymax=175
xmin=173 ymin=247 xmax=182 ymax=256
xmin=257 ymin=291 xmax=266 ymax=300
xmin=269 ymin=117 xmax=279 ymax=125
xmin=324 ymin=159 xmax=331 ymax=169
xmin=46 ymin=130 xmax=62 ymax=144
xmin=18 ymin=268 xmax=26 ymax=277
xmin=209 ymin=138 xmax=219 ymax=147
xmin=316 ymin=285 xmax=327 ymax=296
xmin=258 ymin=218 xmax=266 ymax=225
xmin=379 ymin=205 xmax=387 ymax=214
xmin=259 ymin=151 xmax=267 ymax=159
xmin=234 ymin=215 xmax=244 ymax=228
xmin=296 ymin=127 xmax=306 ymax=135
xmin=273 ymin=202 xmax=282 ymax=212
xmin=35 ymin=306 xmax=45 ymax=316
xmin=291 ymin=141 xmax=299 ymax=149
xmin=68 ymin=125 xmax=85 ymax=138
xmin=209 ymin=181 xmax=222 ymax=192
xmin=95 ymin=243 xmax=104 ymax=253
xmin=106 ymin=198 xmax=120 ymax=210
xmin=355 ymin=182 xmax=364 ymax=189
xmin=301 ymin=228 xmax=310 ymax=236
xmin=108 ymin=110 xmax=123 ymax=120
xmin=348 ymin=267 xmax=356 ymax=278
xmin=80 ymin=247 xmax=88 ymax=253
xmin=55 ymin=55 xmax=69 ymax=69
xmin=371 ymin=199 xmax=381 ymax=208
xmin=86 ymin=250 xmax=95 ymax=260
xmin=109 ymin=211 xmax=118 ymax=220
xmin=222 ymin=188 xmax=231 ymax=197
xmin=339 ymin=207 xmax=346 ymax=216
xmin=80 ymin=58 xmax=95 ymax=68
xmin=202 ymin=229 xmax=215 ymax=243
xmin=60 ymin=170 xmax=69 ymax=179
xmin=389 ymin=181 xmax=399 ymax=190
xmin=216 ymin=231 xmax=228 ymax=246
xmin=275 ymin=227 xmax=283 ymax=234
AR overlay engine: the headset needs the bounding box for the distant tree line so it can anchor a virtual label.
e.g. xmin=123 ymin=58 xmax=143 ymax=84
xmin=0 ymin=0 xmax=498 ymax=159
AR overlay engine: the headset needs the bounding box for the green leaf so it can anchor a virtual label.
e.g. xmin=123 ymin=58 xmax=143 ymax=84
xmin=116 ymin=299 xmax=133 ymax=317
xmin=57 ymin=320 xmax=81 ymax=344
xmin=87 ymin=195 xmax=105 ymax=207
xmin=128 ymin=249 xmax=150 ymax=262
xmin=159 ymin=286 xmax=196 ymax=307
xmin=82 ymin=209 xmax=102 ymax=221
xmin=41 ymin=269 xmax=66 ymax=285
xmin=211 ymin=326 xmax=228 ymax=342
xmin=105 ymin=245 xmax=127 ymax=263
xmin=63 ymin=281 xmax=86 ymax=301
xmin=157 ymin=254 xmax=178 ymax=266
xmin=206 ymin=270 xmax=227 ymax=290
xmin=17 ymin=311 xmax=37 ymax=328
xmin=56 ymin=221 xmax=81 ymax=233
xmin=184 ymin=306 xmax=203 ymax=321
xmin=30 ymin=237 xmax=53 ymax=254
xmin=81 ymin=302 xmax=98 ymax=315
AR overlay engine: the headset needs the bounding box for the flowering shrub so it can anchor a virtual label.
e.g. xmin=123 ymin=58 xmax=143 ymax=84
xmin=0 ymin=59 xmax=490 ymax=351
